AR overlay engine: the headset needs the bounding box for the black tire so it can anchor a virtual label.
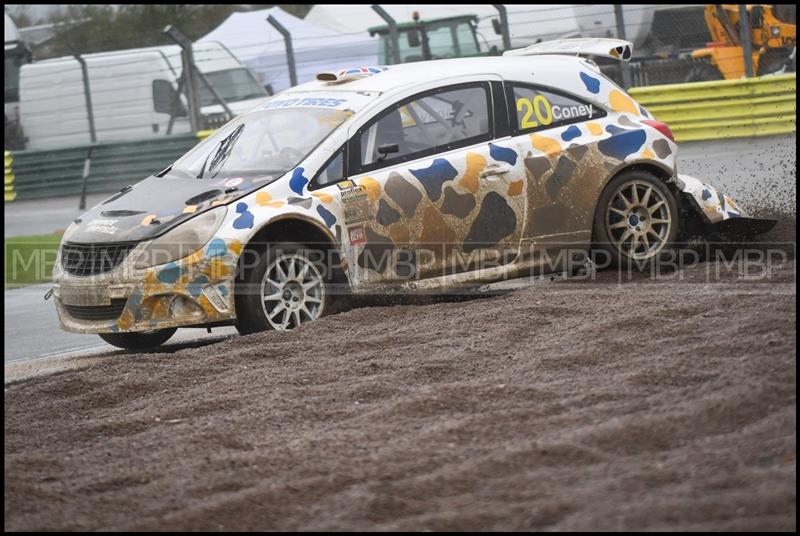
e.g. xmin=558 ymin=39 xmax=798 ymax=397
xmin=234 ymin=242 xmax=340 ymax=335
xmin=592 ymin=169 xmax=680 ymax=269
xmin=99 ymin=328 xmax=177 ymax=350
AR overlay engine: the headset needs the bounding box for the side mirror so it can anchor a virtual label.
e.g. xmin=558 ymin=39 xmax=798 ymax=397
xmin=492 ymin=18 xmax=502 ymax=35
xmin=407 ymin=30 xmax=421 ymax=48
xmin=377 ymin=143 xmax=399 ymax=160
xmin=152 ymin=79 xmax=187 ymax=117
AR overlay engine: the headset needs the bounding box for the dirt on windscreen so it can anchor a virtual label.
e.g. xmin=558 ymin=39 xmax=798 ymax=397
xmin=4 ymin=221 xmax=796 ymax=531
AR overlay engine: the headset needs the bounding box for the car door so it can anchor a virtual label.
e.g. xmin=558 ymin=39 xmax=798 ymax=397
xmin=503 ymin=82 xmax=608 ymax=254
xmin=332 ymin=78 xmax=528 ymax=289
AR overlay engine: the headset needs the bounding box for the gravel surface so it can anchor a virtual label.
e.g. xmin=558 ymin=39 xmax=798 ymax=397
xmin=4 ymin=222 xmax=796 ymax=531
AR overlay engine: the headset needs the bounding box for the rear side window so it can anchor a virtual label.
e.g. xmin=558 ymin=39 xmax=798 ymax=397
xmin=506 ymin=83 xmax=605 ymax=134
xmin=352 ymin=82 xmax=492 ymax=174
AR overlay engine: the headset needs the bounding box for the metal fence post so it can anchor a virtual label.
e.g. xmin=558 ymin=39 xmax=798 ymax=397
xmin=372 ymin=5 xmax=401 ymax=64
xmin=71 ymin=52 xmax=95 ymax=210
xmin=267 ymin=15 xmax=297 ymax=87
xmin=164 ymin=25 xmax=201 ymax=133
xmin=492 ymin=5 xmax=511 ymax=51
xmin=738 ymin=5 xmax=754 ymax=77
xmin=614 ymin=5 xmax=633 ymax=89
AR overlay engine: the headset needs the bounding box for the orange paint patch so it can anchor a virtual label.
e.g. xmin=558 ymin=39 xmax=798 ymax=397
xmin=507 ymin=179 xmax=523 ymax=197
xmin=586 ymin=122 xmax=603 ymax=136
xmin=459 ymin=152 xmax=486 ymax=193
xmin=203 ymin=258 xmax=230 ymax=280
xmin=359 ymin=176 xmax=381 ymax=202
xmin=182 ymin=249 xmax=204 ymax=266
xmin=183 ymin=205 xmax=198 ymax=214
xmin=642 ymin=148 xmax=654 ymax=159
xmin=228 ymin=239 xmax=243 ymax=256
xmin=530 ymin=134 xmax=562 ymax=156
xmin=311 ymin=192 xmax=333 ymax=204
xmin=255 ymin=191 xmax=285 ymax=208
xmin=117 ymin=310 xmax=135 ymax=330
xmin=198 ymin=295 xmax=217 ymax=316
xmin=140 ymin=214 xmax=157 ymax=226
xmin=609 ymin=90 xmax=638 ymax=114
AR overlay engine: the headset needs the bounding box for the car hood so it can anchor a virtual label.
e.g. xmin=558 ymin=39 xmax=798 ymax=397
xmin=65 ymin=172 xmax=283 ymax=244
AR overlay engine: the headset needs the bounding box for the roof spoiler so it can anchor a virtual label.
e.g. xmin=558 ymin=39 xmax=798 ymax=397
xmin=503 ymin=38 xmax=633 ymax=62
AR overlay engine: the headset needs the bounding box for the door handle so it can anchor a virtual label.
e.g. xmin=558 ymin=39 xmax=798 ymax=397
xmin=480 ymin=164 xmax=512 ymax=179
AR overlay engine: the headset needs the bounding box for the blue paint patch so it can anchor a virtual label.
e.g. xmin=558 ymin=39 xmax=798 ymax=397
xmin=701 ymin=189 xmax=712 ymax=200
xmin=187 ymin=275 xmax=209 ymax=298
xmin=158 ymin=262 xmax=184 ymax=284
xmin=233 ymin=202 xmax=254 ymax=230
xmin=218 ymin=284 xmax=229 ymax=297
xmin=726 ymin=211 xmax=741 ymax=219
xmin=489 ymin=143 xmax=518 ymax=165
xmin=597 ymin=125 xmax=646 ymax=160
xmin=289 ymin=167 xmax=310 ymax=195
xmin=409 ymin=158 xmax=459 ymax=202
xmin=206 ymin=238 xmax=228 ymax=257
xmin=561 ymin=125 xmax=581 ymax=142
xmin=316 ymin=205 xmax=336 ymax=227
xmin=580 ymin=72 xmax=601 ymax=94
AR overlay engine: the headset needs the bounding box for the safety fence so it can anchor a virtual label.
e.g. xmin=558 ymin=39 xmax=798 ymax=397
xmin=4 ymin=74 xmax=796 ymax=201
xmin=629 ymin=73 xmax=796 ymax=142
xmin=4 ymin=134 xmax=200 ymax=202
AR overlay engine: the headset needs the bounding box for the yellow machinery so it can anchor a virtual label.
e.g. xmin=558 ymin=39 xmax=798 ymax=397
xmin=690 ymin=4 xmax=796 ymax=80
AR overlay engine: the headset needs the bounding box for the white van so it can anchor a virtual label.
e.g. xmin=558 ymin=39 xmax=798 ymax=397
xmin=18 ymin=42 xmax=270 ymax=150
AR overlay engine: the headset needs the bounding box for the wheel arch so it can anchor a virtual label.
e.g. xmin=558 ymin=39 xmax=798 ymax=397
xmin=590 ymin=160 xmax=679 ymax=242
xmin=232 ymin=214 xmax=348 ymax=318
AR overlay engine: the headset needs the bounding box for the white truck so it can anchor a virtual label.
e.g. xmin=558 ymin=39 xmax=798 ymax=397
xmin=18 ymin=41 xmax=270 ymax=150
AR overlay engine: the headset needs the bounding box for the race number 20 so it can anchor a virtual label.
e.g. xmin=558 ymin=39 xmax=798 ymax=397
xmin=516 ymin=95 xmax=553 ymax=129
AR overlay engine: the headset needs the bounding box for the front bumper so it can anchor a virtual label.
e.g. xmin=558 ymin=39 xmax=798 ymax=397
xmin=53 ymin=239 xmax=242 ymax=334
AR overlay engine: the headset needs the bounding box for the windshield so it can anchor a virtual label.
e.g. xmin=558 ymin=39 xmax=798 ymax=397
xmin=196 ymin=67 xmax=267 ymax=107
xmin=169 ymin=106 xmax=354 ymax=180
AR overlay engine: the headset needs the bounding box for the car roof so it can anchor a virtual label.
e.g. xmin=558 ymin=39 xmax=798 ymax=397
xmin=291 ymin=55 xmax=598 ymax=96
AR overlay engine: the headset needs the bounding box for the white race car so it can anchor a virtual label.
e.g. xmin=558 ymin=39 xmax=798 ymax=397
xmin=52 ymin=39 xmax=776 ymax=349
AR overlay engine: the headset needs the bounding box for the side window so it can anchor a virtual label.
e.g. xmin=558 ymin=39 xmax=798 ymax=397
xmin=507 ymin=83 xmax=605 ymax=134
xmin=310 ymin=146 xmax=345 ymax=189
xmin=354 ymin=83 xmax=491 ymax=174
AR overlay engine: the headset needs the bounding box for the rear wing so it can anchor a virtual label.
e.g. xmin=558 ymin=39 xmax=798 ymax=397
xmin=503 ymin=38 xmax=633 ymax=62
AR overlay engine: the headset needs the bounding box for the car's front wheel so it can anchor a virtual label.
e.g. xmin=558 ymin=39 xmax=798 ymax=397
xmin=99 ymin=328 xmax=177 ymax=350
xmin=593 ymin=170 xmax=679 ymax=268
xmin=235 ymin=242 xmax=334 ymax=335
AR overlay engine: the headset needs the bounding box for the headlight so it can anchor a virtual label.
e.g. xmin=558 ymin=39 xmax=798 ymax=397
xmin=134 ymin=206 xmax=227 ymax=269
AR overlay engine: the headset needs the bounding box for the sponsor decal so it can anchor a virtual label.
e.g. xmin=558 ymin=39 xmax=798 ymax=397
xmin=259 ymin=97 xmax=348 ymax=110
xmin=348 ymin=224 xmax=366 ymax=245
xmin=339 ymin=183 xmax=370 ymax=224
xmin=552 ymin=103 xmax=594 ymax=121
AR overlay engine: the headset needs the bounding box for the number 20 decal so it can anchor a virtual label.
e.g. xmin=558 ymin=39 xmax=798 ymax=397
xmin=516 ymin=95 xmax=553 ymax=129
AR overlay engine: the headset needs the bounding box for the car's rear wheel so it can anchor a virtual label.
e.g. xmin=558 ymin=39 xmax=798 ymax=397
xmin=593 ymin=170 xmax=679 ymax=268
xmin=99 ymin=328 xmax=177 ymax=350
xmin=235 ymin=242 xmax=334 ymax=335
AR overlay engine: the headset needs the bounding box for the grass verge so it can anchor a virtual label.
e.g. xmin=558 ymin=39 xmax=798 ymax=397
xmin=4 ymin=231 xmax=63 ymax=288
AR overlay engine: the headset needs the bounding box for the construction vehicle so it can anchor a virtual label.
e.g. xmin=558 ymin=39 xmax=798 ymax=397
xmin=687 ymin=4 xmax=796 ymax=81
xmin=368 ymin=13 xmax=498 ymax=64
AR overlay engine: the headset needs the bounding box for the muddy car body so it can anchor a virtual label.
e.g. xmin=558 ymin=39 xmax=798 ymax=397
xmin=52 ymin=39 xmax=776 ymax=348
